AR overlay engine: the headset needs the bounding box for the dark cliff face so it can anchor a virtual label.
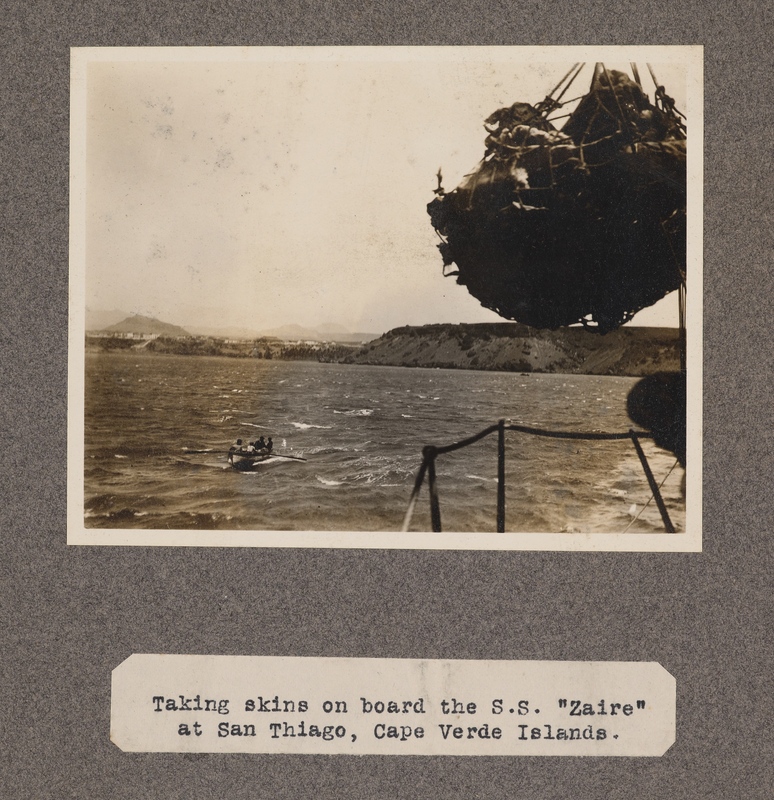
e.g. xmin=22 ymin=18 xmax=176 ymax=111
xmin=345 ymin=323 xmax=680 ymax=377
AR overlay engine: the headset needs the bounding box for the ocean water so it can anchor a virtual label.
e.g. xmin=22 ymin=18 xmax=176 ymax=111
xmin=83 ymin=352 xmax=685 ymax=533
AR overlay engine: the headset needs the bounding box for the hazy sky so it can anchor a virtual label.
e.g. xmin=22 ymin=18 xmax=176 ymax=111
xmin=82 ymin=48 xmax=690 ymax=332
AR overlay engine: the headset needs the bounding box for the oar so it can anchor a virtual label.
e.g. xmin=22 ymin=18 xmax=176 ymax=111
xmin=267 ymin=453 xmax=307 ymax=462
xmin=182 ymin=448 xmax=231 ymax=454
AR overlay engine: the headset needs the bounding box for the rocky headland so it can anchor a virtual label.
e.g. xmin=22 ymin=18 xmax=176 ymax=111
xmin=343 ymin=323 xmax=680 ymax=377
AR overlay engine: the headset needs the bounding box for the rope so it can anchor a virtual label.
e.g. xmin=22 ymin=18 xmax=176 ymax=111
xmin=622 ymin=459 xmax=679 ymax=532
xmin=403 ymin=420 xmax=682 ymax=534
xmin=628 ymin=430 xmax=675 ymax=532
xmin=505 ymin=423 xmax=641 ymax=441
xmin=679 ymin=282 xmax=686 ymax=373
xmin=646 ymin=63 xmax=661 ymax=94
xmin=646 ymin=63 xmax=687 ymax=135
xmin=400 ymin=457 xmax=429 ymax=532
xmin=601 ymin=63 xmax=636 ymax=148
xmin=431 ymin=423 xmax=501 ymax=456
xmin=551 ymin=62 xmax=585 ymax=105
xmin=426 ymin=449 xmax=442 ymax=532
xmin=534 ymin=63 xmax=585 ymax=120
xmin=429 ymin=421 xmax=649 ymax=457
xmin=548 ymin=63 xmax=582 ymax=100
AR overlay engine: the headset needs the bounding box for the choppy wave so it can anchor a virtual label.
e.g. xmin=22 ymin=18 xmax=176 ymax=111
xmin=84 ymin=354 xmax=685 ymax=533
xmin=316 ymin=475 xmax=342 ymax=486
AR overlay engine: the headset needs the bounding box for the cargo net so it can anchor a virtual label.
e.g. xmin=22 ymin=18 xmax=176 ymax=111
xmin=427 ymin=63 xmax=687 ymax=333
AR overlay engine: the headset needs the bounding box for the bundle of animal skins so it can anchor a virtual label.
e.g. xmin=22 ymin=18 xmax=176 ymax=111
xmin=428 ymin=69 xmax=686 ymax=334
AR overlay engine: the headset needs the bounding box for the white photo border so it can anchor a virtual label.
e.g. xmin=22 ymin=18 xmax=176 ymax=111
xmin=68 ymin=45 xmax=703 ymax=551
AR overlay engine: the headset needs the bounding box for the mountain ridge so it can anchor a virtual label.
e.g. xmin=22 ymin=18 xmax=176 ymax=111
xmin=87 ymin=309 xmax=378 ymax=343
xmin=102 ymin=314 xmax=190 ymax=337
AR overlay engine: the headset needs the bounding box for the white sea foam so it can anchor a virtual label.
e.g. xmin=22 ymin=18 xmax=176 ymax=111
xmin=316 ymin=475 xmax=342 ymax=486
xmin=114 ymin=454 xmax=128 ymax=459
xmin=333 ymin=409 xmax=374 ymax=416
xmin=292 ymin=422 xmax=333 ymax=430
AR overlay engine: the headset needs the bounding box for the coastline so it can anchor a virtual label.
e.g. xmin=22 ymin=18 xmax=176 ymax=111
xmin=86 ymin=322 xmax=680 ymax=378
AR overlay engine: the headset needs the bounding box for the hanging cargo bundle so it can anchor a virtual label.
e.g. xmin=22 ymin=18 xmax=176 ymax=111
xmin=427 ymin=64 xmax=687 ymax=333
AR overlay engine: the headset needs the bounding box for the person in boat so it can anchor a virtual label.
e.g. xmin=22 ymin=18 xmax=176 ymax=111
xmin=256 ymin=436 xmax=267 ymax=453
xmin=246 ymin=441 xmax=256 ymax=453
xmin=266 ymin=437 xmax=273 ymax=453
xmin=228 ymin=438 xmax=244 ymax=464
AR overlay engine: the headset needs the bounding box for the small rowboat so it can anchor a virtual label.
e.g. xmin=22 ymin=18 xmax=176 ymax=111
xmin=181 ymin=446 xmax=307 ymax=470
xmin=229 ymin=449 xmax=271 ymax=471
xmin=228 ymin=449 xmax=307 ymax=470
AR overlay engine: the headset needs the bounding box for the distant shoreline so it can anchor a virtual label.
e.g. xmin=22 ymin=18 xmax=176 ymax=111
xmin=85 ymin=335 xmax=356 ymax=363
xmin=87 ymin=322 xmax=680 ymax=378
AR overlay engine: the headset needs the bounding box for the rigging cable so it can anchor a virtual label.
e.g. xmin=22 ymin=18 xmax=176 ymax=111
xmin=622 ymin=459 xmax=680 ymax=533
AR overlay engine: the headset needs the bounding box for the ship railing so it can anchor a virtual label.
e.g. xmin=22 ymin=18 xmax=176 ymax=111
xmin=402 ymin=420 xmax=677 ymax=533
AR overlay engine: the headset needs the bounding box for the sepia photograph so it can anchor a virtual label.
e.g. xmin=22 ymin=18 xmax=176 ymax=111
xmin=68 ymin=46 xmax=702 ymax=549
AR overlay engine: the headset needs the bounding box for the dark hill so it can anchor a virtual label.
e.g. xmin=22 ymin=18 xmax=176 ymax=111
xmin=102 ymin=315 xmax=190 ymax=337
xmin=345 ymin=323 xmax=679 ymax=377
